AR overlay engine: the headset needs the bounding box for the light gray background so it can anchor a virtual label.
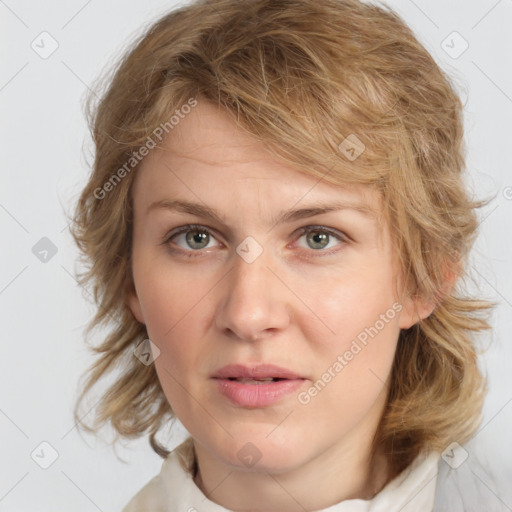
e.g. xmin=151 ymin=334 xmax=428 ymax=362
xmin=1 ymin=0 xmax=511 ymax=510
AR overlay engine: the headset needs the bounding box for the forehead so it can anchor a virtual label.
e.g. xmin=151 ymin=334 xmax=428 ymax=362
xmin=132 ymin=99 xmax=382 ymax=220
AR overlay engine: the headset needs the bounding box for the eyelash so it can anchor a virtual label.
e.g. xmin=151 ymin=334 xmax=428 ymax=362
xmin=161 ymin=223 xmax=350 ymax=259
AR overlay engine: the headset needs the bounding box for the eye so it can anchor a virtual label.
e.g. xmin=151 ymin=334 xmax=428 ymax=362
xmin=293 ymin=226 xmax=349 ymax=256
xmin=163 ymin=224 xmax=222 ymax=255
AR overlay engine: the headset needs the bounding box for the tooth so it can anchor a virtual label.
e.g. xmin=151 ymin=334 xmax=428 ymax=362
xmin=235 ymin=377 xmax=275 ymax=383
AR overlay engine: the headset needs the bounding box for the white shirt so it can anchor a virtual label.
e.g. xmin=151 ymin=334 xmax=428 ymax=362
xmin=121 ymin=439 xmax=441 ymax=512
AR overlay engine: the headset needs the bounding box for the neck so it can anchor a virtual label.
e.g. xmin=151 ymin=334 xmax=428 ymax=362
xmin=192 ymin=434 xmax=389 ymax=512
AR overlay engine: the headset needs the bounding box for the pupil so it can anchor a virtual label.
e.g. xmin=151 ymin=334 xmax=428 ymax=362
xmin=186 ymin=230 xmax=208 ymax=249
xmin=309 ymin=232 xmax=328 ymax=249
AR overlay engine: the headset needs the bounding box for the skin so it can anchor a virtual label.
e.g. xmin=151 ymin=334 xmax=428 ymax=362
xmin=126 ymin=99 xmax=435 ymax=511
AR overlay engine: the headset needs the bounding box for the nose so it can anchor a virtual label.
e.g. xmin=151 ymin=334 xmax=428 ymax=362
xmin=214 ymin=245 xmax=292 ymax=342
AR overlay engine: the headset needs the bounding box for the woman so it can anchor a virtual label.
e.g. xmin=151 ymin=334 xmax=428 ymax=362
xmin=69 ymin=0 xmax=507 ymax=510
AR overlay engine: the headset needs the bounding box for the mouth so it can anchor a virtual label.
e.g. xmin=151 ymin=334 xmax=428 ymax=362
xmin=212 ymin=363 xmax=305 ymax=381
xmin=211 ymin=363 xmax=307 ymax=407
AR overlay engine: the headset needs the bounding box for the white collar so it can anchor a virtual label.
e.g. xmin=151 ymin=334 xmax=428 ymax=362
xmin=124 ymin=441 xmax=441 ymax=512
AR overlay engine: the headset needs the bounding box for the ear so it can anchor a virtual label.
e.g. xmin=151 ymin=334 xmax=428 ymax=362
xmin=399 ymin=261 xmax=459 ymax=330
xmin=125 ymin=282 xmax=145 ymax=325
xmin=398 ymin=293 xmax=437 ymax=330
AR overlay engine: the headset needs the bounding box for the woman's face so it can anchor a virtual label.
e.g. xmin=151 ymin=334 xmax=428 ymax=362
xmin=126 ymin=99 xmax=426 ymax=473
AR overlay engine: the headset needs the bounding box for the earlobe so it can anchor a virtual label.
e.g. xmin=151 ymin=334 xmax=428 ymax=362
xmin=125 ymin=285 xmax=145 ymax=324
xmin=398 ymin=259 xmax=459 ymax=330
xmin=398 ymin=294 xmax=437 ymax=330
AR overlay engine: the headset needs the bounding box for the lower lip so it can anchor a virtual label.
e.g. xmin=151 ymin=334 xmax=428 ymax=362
xmin=213 ymin=378 xmax=305 ymax=407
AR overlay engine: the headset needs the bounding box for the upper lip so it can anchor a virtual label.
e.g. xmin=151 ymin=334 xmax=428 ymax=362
xmin=212 ymin=364 xmax=304 ymax=380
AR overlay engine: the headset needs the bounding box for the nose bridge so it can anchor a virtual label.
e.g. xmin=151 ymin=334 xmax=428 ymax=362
xmin=216 ymin=239 xmax=290 ymax=341
xmin=232 ymin=241 xmax=273 ymax=294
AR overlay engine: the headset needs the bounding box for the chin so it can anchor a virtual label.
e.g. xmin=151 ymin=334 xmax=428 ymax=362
xmin=211 ymin=430 xmax=308 ymax=474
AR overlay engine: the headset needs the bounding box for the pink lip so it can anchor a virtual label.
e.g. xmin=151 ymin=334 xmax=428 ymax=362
xmin=212 ymin=364 xmax=306 ymax=407
xmin=214 ymin=378 xmax=305 ymax=407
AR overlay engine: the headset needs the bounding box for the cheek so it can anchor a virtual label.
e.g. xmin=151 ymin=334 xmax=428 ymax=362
xmin=301 ymin=317 xmax=400 ymax=432
xmin=297 ymin=267 xmax=400 ymax=348
xmin=136 ymin=259 xmax=208 ymax=338
xmin=296 ymin=269 xmax=401 ymax=406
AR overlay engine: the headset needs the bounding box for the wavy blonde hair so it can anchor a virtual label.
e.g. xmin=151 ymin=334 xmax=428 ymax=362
xmin=69 ymin=0 xmax=494 ymax=484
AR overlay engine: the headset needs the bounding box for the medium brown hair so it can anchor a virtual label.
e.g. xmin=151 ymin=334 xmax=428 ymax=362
xmin=69 ymin=0 xmax=493 ymax=485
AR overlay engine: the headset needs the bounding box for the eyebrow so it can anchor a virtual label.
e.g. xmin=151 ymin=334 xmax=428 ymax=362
xmin=146 ymin=198 xmax=376 ymax=227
